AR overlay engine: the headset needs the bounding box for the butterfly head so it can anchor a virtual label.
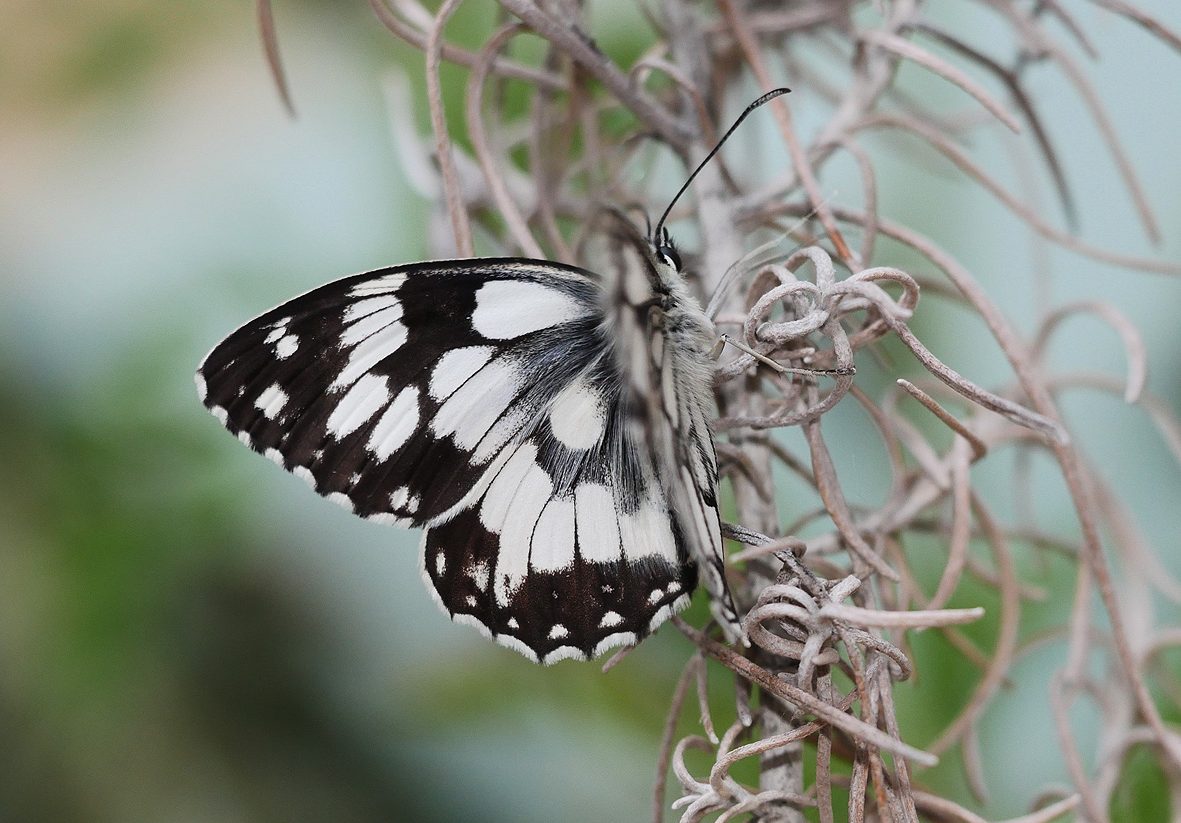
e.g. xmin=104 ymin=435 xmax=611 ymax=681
xmin=653 ymin=226 xmax=683 ymax=272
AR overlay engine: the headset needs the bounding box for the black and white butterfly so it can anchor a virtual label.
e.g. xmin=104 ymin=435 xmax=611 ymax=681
xmin=196 ymin=213 xmax=738 ymax=663
xmin=197 ymin=89 xmax=790 ymax=663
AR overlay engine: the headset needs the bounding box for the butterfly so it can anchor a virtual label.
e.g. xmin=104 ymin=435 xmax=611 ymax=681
xmin=196 ymin=212 xmax=738 ymax=663
xmin=196 ymin=89 xmax=790 ymax=663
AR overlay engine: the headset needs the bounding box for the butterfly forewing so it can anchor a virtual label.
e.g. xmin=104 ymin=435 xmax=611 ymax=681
xmin=197 ymin=246 xmax=724 ymax=663
xmin=198 ymin=261 xmax=597 ymax=524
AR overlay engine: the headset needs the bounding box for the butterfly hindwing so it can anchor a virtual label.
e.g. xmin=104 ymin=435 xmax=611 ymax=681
xmin=421 ymin=431 xmax=697 ymax=663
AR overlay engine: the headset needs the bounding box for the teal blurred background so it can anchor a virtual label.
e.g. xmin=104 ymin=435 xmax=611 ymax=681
xmin=1 ymin=2 xmax=1179 ymax=821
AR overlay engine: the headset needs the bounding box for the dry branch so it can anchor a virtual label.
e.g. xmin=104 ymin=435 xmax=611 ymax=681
xmin=284 ymin=1 xmax=1181 ymax=819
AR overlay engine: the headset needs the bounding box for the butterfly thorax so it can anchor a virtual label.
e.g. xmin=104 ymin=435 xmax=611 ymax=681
xmin=651 ymin=256 xmax=716 ymax=390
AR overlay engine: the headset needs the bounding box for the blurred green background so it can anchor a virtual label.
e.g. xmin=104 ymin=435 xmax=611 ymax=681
xmin=1 ymin=2 xmax=1179 ymax=821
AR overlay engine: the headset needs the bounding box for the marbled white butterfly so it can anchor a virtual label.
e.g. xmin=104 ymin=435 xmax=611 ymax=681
xmin=196 ymin=89 xmax=790 ymax=663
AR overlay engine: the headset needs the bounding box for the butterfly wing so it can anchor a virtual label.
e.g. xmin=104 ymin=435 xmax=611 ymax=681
xmin=197 ymin=260 xmax=601 ymax=525
xmin=198 ymin=257 xmax=699 ymax=662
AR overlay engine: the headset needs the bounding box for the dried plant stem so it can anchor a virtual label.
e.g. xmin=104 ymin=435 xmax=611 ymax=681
xmin=425 ymin=0 xmax=474 ymax=257
xmin=675 ymin=619 xmax=937 ymax=768
xmin=256 ymin=0 xmax=295 ymax=116
xmin=346 ymin=0 xmax=1181 ymax=817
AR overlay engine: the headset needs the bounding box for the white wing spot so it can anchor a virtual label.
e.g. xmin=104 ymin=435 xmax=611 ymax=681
xmin=473 ymin=403 xmax=531 ymax=464
xmin=600 ymin=611 xmax=623 ymax=628
xmin=407 ymin=495 xmax=420 ymax=514
xmin=496 ymin=633 xmax=539 ymax=663
xmin=194 ymin=373 xmax=207 ymax=401
xmin=479 ymin=445 xmax=547 ymax=606
xmin=648 ymin=588 xmax=664 ymax=605
xmin=264 ymin=324 xmax=287 ymax=344
xmin=548 ymin=624 xmax=569 ymax=640
xmin=453 ymin=612 xmax=492 ymax=640
xmin=264 ymin=448 xmax=284 ymax=466
xmin=366 ymin=385 xmax=419 ymax=460
xmin=211 ymin=406 xmax=229 ymax=424
xmin=253 ymin=383 xmax=288 ymax=420
xmin=390 ymin=486 xmax=410 ymax=509
xmin=435 ymin=549 xmax=446 ymax=576
xmin=494 ymin=463 xmax=555 ymax=604
xmin=330 ymin=322 xmax=408 ymax=389
xmin=575 ymin=483 xmax=621 ymax=564
xmin=327 ymin=373 xmax=391 ymax=439
xmin=292 ymin=465 xmax=316 ymax=489
xmin=341 ymin=300 xmax=403 ymax=347
xmin=342 ymin=295 xmax=400 ymax=325
xmin=507 ymin=617 xmax=519 ymax=630
xmin=594 ymin=632 xmax=637 ymax=658
xmin=237 ymin=430 xmax=253 ymax=446
xmin=327 ymin=492 xmax=354 ymax=512
xmin=465 ymin=595 xmax=478 ymax=608
xmin=480 ymin=443 xmax=542 ymax=532
xmin=620 ymin=495 xmax=678 ymax=564
xmin=275 ymin=334 xmax=299 ymax=360
xmin=471 ymin=280 xmax=588 ymax=340
xmin=549 ymin=377 xmax=605 ymax=450
xmin=349 ymin=272 xmax=407 ymax=296
xmin=366 ymin=512 xmax=411 ymax=526
xmin=544 ymin=646 xmax=588 ymax=664
xmin=433 ymin=357 xmax=521 ymax=450
xmin=649 ymin=601 xmax=685 ymax=633
xmin=468 ymin=560 xmax=489 ymax=592
xmin=530 ymin=496 xmax=575 ymax=573
xmin=429 ymin=346 xmax=496 ymax=401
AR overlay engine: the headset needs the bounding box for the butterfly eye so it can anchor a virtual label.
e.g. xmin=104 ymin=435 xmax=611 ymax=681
xmin=657 ymin=245 xmax=682 ymax=270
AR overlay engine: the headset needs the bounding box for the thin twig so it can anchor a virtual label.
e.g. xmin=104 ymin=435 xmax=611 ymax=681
xmin=256 ymin=0 xmax=295 ymax=116
xmin=425 ymin=0 xmax=474 ymax=256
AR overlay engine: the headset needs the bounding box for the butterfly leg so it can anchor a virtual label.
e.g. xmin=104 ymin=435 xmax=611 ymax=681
xmin=714 ymin=334 xmax=855 ymax=378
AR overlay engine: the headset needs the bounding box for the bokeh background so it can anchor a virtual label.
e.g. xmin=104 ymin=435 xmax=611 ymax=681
xmin=2 ymin=2 xmax=1179 ymax=821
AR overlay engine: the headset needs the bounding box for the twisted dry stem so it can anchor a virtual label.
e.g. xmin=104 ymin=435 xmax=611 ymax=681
xmin=300 ymin=1 xmax=1181 ymax=819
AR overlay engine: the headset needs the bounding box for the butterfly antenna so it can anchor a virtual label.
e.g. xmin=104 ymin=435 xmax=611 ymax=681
xmin=653 ymin=87 xmax=791 ymax=240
